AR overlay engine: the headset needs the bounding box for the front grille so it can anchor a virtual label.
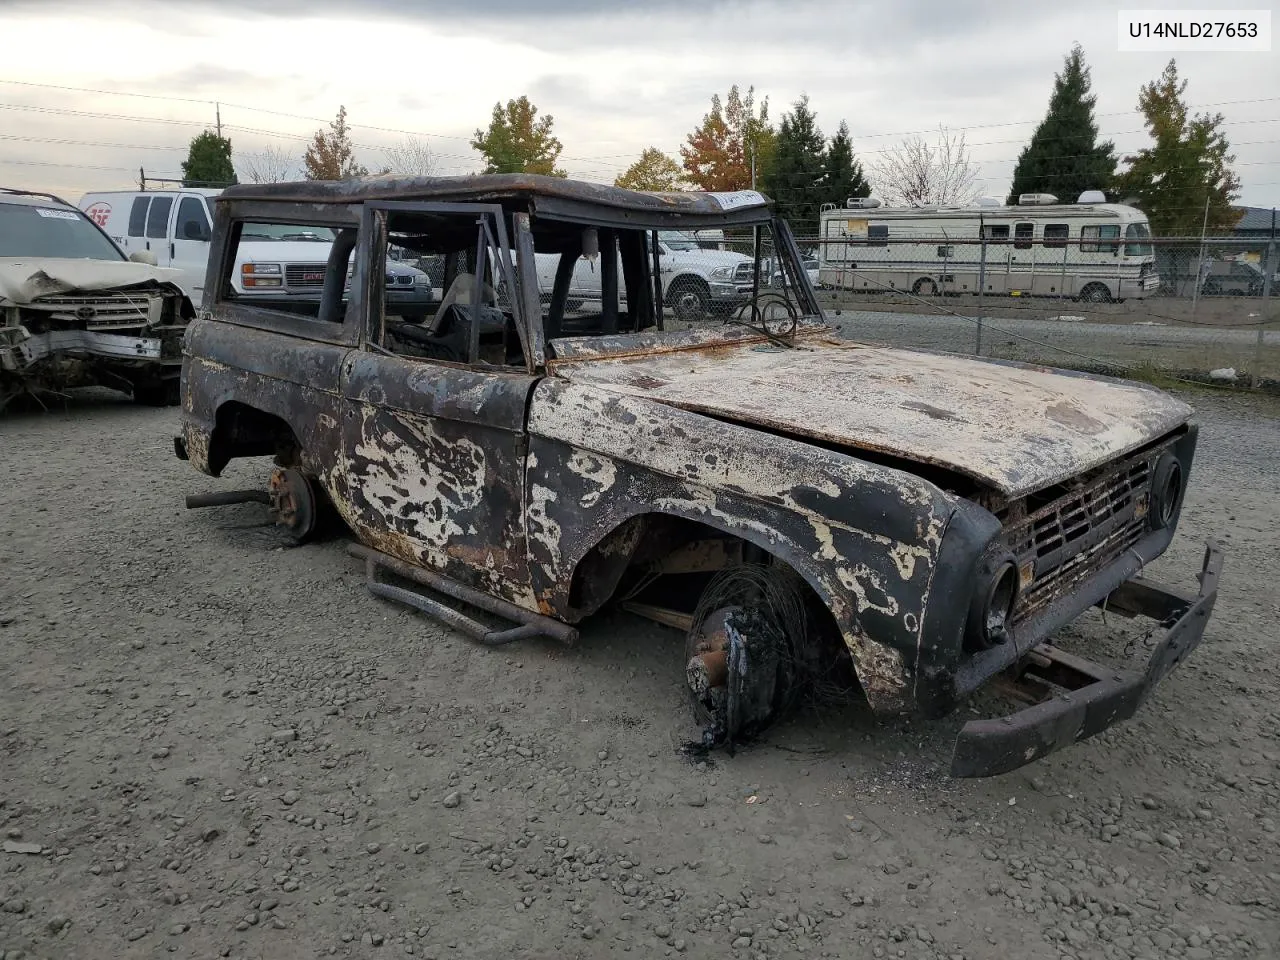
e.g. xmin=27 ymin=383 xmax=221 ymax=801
xmin=732 ymin=262 xmax=754 ymax=283
xmin=284 ymin=263 xmax=327 ymax=288
xmin=391 ymin=274 xmax=415 ymax=286
xmin=1004 ymin=437 xmax=1176 ymax=619
xmin=33 ymin=293 xmax=160 ymax=328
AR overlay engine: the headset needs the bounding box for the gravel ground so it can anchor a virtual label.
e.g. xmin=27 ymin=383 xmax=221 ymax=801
xmin=1 ymin=386 xmax=1278 ymax=960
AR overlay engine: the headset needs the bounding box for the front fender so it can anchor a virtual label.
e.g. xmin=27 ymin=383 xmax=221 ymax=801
xmin=525 ymin=379 xmax=991 ymax=715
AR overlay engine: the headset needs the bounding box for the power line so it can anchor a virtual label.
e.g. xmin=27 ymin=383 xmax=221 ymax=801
xmin=3 ymin=78 xmax=1279 ymax=164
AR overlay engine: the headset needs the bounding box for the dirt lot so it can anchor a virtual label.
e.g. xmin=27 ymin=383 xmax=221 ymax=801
xmin=2 ymin=387 xmax=1278 ymax=960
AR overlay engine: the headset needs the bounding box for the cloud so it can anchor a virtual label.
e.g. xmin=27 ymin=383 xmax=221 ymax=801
xmin=0 ymin=0 xmax=1274 ymax=206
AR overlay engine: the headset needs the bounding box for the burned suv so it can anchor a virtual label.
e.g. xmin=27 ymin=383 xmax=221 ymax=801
xmin=0 ymin=188 xmax=192 ymax=410
xmin=176 ymin=175 xmax=1221 ymax=778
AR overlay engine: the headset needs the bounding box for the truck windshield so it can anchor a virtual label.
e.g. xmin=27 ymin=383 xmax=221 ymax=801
xmin=658 ymin=231 xmax=701 ymax=251
xmin=1125 ymin=222 xmax=1153 ymax=257
xmin=0 ymin=201 xmax=126 ymax=260
xmin=241 ymin=222 xmax=336 ymax=242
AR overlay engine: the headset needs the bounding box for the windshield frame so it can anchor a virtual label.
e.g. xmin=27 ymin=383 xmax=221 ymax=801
xmin=658 ymin=230 xmax=701 ymax=252
xmin=239 ymin=222 xmax=337 ymax=243
xmin=0 ymin=199 xmax=127 ymax=262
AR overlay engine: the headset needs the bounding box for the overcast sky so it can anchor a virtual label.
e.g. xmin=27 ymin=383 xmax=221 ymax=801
xmin=2 ymin=0 xmax=1277 ymax=214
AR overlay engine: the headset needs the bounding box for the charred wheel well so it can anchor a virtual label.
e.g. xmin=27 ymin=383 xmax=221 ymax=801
xmin=209 ymin=401 xmax=302 ymax=476
xmin=566 ymin=513 xmax=852 ymax=677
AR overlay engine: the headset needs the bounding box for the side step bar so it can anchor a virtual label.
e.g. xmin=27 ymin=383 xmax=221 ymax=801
xmin=349 ymin=543 xmax=578 ymax=647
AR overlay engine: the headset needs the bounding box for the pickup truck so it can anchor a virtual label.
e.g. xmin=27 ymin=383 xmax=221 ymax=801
xmin=532 ymin=230 xmax=757 ymax=320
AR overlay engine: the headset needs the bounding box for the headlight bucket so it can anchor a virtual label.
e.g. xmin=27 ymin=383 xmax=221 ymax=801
xmin=965 ymin=547 xmax=1020 ymax=651
xmin=1150 ymin=451 xmax=1184 ymax=531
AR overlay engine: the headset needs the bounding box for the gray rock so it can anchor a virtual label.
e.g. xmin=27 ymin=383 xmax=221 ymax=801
xmin=442 ymin=792 xmax=461 ymax=809
xmin=2 ymin=840 xmax=42 ymax=855
xmin=273 ymin=729 xmax=299 ymax=744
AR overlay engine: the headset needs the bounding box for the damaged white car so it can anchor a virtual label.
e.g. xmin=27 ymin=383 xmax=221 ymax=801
xmin=1 ymin=188 xmax=193 ymax=410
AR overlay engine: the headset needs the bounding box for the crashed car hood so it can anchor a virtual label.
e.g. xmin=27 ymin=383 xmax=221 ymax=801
xmin=547 ymin=331 xmax=1193 ymax=498
xmin=0 ymin=257 xmax=186 ymax=305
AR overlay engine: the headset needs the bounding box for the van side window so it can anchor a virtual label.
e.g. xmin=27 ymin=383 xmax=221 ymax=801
xmin=146 ymin=197 xmax=173 ymax=239
xmin=176 ymin=197 xmax=210 ymax=242
xmin=1080 ymin=224 xmax=1120 ymax=253
xmin=1013 ymin=222 xmax=1034 ymax=250
xmin=128 ymin=197 xmax=149 ymax=238
xmin=1044 ymin=223 xmax=1069 ymax=248
xmin=866 ymin=224 xmax=888 ymax=247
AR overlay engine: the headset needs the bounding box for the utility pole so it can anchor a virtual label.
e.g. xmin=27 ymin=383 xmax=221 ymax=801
xmin=215 ymin=102 xmax=222 ymax=139
xmin=750 ymin=145 xmax=756 ymax=191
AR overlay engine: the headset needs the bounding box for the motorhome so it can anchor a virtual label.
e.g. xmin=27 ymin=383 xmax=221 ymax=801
xmin=79 ymin=189 xmax=433 ymax=317
xmin=817 ymin=192 xmax=1160 ymax=303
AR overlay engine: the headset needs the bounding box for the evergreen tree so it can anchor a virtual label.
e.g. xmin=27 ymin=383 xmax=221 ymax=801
xmin=471 ymin=96 xmax=565 ymax=176
xmin=1114 ymin=59 xmax=1242 ymax=235
xmin=822 ymin=121 xmax=870 ymax=206
xmin=1006 ymin=44 xmax=1116 ymax=203
xmin=764 ymin=95 xmax=827 ymax=230
xmin=181 ymin=130 xmax=237 ymax=187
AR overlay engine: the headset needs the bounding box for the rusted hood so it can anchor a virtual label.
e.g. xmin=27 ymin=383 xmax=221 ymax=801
xmin=546 ymin=334 xmax=1192 ymax=497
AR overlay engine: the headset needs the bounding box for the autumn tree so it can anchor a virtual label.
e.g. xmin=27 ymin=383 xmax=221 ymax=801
xmin=181 ymin=130 xmax=237 ymax=187
xmin=822 ymin=120 xmax=870 ymax=206
xmin=764 ymin=95 xmax=827 ymax=230
xmin=471 ymin=96 xmax=565 ymax=176
xmin=615 ymin=147 xmax=685 ymax=191
xmin=238 ymin=144 xmax=297 ymax=184
xmin=872 ymin=126 xmax=979 ymax=206
xmin=383 ymin=136 xmax=436 ymax=177
xmin=1007 ymin=44 xmax=1116 ymax=204
xmin=680 ymin=85 xmax=773 ymax=192
xmin=304 ymin=106 xmax=368 ymax=180
xmin=1113 ymin=59 xmax=1241 ymax=235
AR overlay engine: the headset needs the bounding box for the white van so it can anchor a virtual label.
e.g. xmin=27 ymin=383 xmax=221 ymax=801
xmin=79 ymin=189 xmax=434 ymax=317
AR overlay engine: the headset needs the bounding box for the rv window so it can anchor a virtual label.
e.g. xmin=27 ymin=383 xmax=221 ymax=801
xmin=1044 ymin=224 xmax=1069 ymax=248
xmin=145 ymin=196 xmax=173 ymax=240
xmin=867 ymin=225 xmax=888 ymax=247
xmin=1013 ymin=222 xmax=1034 ymax=250
xmin=1124 ymin=222 xmax=1153 ymax=257
xmin=981 ymin=224 xmax=1010 ymax=241
xmin=128 ymin=197 xmax=149 ymax=238
xmin=1080 ymin=224 xmax=1120 ymax=253
xmin=936 ymin=245 xmax=953 ymax=258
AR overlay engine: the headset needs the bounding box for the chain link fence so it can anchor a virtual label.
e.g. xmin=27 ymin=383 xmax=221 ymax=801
xmin=744 ymin=231 xmax=1280 ymax=389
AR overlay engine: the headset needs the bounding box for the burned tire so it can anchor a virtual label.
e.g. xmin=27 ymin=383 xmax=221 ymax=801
xmin=684 ymin=564 xmax=813 ymax=750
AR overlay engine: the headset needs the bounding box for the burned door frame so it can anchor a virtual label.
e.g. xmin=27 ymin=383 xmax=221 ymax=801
xmin=181 ymin=199 xmax=365 ymax=479
xmin=336 ymin=201 xmax=544 ymax=609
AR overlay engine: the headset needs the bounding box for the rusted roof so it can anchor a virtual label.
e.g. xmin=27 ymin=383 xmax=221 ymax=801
xmin=216 ymin=174 xmax=773 ymax=225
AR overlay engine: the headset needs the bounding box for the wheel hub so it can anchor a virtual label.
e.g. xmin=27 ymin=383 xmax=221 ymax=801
xmin=268 ymin=467 xmax=317 ymax=542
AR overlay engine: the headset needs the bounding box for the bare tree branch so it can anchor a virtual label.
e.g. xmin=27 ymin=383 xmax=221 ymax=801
xmin=871 ymin=125 xmax=979 ymax=207
xmin=237 ymin=144 xmax=299 ymax=184
xmin=382 ymin=136 xmax=436 ymax=177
